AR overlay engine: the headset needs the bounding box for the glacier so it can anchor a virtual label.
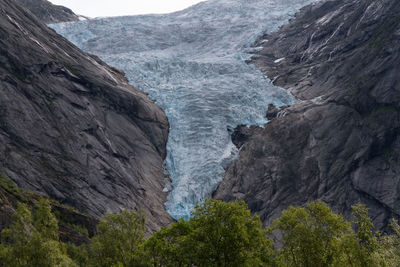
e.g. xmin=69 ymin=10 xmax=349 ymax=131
xmin=50 ymin=0 xmax=320 ymax=220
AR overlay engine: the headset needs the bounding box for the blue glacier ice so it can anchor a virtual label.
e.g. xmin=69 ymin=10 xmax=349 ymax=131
xmin=50 ymin=0 xmax=320 ymax=220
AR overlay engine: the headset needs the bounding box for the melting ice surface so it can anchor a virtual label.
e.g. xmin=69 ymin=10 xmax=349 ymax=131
xmin=51 ymin=0 xmax=319 ymax=220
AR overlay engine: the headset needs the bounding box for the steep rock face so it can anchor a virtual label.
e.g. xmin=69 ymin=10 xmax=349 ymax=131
xmin=0 ymin=0 xmax=172 ymax=232
xmin=214 ymin=0 xmax=400 ymax=230
xmin=16 ymin=0 xmax=79 ymax=24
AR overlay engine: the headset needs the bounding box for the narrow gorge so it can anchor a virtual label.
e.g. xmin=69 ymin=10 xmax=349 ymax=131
xmin=50 ymin=0 xmax=321 ymax=220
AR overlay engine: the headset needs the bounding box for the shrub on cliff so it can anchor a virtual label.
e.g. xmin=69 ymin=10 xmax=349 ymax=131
xmin=0 ymin=199 xmax=76 ymax=267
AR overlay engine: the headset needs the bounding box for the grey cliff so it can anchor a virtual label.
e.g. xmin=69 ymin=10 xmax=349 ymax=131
xmin=214 ymin=0 xmax=400 ymax=230
xmin=0 ymin=0 xmax=172 ymax=232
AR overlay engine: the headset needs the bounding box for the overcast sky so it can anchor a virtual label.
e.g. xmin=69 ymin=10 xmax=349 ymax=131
xmin=49 ymin=0 xmax=206 ymax=18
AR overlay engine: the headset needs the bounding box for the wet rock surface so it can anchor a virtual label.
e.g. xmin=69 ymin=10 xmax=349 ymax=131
xmin=16 ymin=0 xmax=79 ymax=24
xmin=0 ymin=0 xmax=172 ymax=232
xmin=214 ymin=0 xmax=400 ymax=230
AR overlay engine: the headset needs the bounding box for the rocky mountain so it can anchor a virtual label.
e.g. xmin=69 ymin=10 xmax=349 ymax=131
xmin=17 ymin=0 xmax=79 ymax=24
xmin=0 ymin=0 xmax=172 ymax=232
xmin=49 ymin=0 xmax=319 ymax=221
xmin=214 ymin=0 xmax=400 ymax=230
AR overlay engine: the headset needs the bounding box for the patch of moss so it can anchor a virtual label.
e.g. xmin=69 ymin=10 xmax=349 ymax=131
xmin=0 ymin=174 xmax=28 ymax=202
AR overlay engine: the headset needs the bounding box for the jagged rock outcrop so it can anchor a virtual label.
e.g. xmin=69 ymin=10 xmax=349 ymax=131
xmin=0 ymin=0 xmax=172 ymax=232
xmin=214 ymin=0 xmax=400 ymax=230
xmin=16 ymin=0 xmax=79 ymax=24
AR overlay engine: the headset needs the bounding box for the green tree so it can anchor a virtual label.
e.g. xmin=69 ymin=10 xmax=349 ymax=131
xmin=1 ymin=202 xmax=36 ymax=266
xmin=1 ymin=201 xmax=76 ymax=267
xmin=89 ymin=210 xmax=146 ymax=267
xmin=188 ymin=199 xmax=273 ymax=266
xmin=341 ymin=203 xmax=386 ymax=267
xmin=144 ymin=218 xmax=191 ymax=266
xmin=26 ymin=236 xmax=77 ymax=267
xmin=379 ymin=219 xmax=400 ymax=266
xmin=144 ymin=199 xmax=273 ymax=267
xmin=271 ymin=201 xmax=351 ymax=267
xmin=66 ymin=242 xmax=89 ymax=267
xmin=34 ymin=198 xmax=59 ymax=240
xmin=0 ymin=244 xmax=10 ymax=267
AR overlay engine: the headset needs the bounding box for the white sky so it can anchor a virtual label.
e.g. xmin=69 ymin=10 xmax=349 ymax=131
xmin=48 ymin=0 xmax=206 ymax=18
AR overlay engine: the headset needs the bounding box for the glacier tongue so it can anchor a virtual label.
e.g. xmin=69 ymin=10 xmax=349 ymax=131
xmin=50 ymin=0 xmax=319 ymax=220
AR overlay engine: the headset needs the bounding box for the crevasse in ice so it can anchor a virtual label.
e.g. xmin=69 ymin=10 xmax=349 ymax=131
xmin=50 ymin=0 xmax=320 ymax=220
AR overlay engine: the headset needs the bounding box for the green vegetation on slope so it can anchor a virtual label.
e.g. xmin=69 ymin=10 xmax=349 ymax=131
xmin=0 ymin=199 xmax=76 ymax=266
xmin=0 ymin=174 xmax=96 ymax=245
xmin=1 ymin=197 xmax=400 ymax=266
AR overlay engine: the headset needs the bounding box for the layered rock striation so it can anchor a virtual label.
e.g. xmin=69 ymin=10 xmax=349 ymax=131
xmin=0 ymin=0 xmax=172 ymax=232
xmin=17 ymin=0 xmax=79 ymax=24
xmin=214 ymin=0 xmax=400 ymax=230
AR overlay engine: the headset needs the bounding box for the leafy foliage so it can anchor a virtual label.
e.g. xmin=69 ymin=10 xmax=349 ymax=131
xmin=88 ymin=210 xmax=146 ymax=267
xmin=379 ymin=219 xmax=400 ymax=266
xmin=0 ymin=200 xmax=76 ymax=267
xmin=144 ymin=218 xmax=192 ymax=266
xmin=340 ymin=203 xmax=386 ymax=266
xmin=271 ymin=201 xmax=351 ymax=267
xmin=66 ymin=242 xmax=89 ymax=267
xmin=1 ymin=198 xmax=400 ymax=267
xmin=0 ymin=173 xmax=28 ymax=202
xmin=144 ymin=199 xmax=273 ymax=266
